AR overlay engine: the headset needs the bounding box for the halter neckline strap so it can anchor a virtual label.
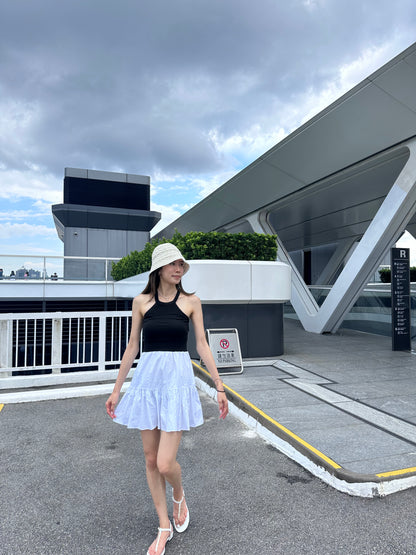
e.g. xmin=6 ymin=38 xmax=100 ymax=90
xmin=156 ymin=289 xmax=180 ymax=304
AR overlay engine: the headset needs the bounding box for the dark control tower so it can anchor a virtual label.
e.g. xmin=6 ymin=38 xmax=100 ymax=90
xmin=52 ymin=168 xmax=161 ymax=279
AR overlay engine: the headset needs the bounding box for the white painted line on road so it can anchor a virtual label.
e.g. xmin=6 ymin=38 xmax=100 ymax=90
xmin=0 ymin=382 xmax=129 ymax=404
xmin=242 ymin=360 xmax=279 ymax=367
xmin=0 ymin=369 xmax=135 ymax=391
xmin=276 ymin=361 xmax=416 ymax=445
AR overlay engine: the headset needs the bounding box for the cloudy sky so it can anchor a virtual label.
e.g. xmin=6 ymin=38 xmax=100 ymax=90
xmin=1 ymin=0 xmax=416 ymax=266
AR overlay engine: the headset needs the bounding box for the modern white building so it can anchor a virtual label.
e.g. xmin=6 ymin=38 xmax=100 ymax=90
xmin=156 ymin=42 xmax=416 ymax=337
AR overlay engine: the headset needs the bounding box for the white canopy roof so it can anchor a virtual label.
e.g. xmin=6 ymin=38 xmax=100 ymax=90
xmin=157 ymin=42 xmax=416 ymax=249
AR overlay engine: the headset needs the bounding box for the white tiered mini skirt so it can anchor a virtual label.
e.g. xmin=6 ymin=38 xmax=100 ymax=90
xmin=113 ymin=351 xmax=204 ymax=432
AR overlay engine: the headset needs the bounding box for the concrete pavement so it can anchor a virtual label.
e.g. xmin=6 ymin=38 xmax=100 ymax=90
xmin=194 ymin=319 xmax=416 ymax=497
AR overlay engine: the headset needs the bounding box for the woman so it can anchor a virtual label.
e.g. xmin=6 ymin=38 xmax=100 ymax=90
xmin=106 ymin=243 xmax=228 ymax=555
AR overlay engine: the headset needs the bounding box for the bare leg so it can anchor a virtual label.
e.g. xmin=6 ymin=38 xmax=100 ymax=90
xmin=141 ymin=429 xmax=170 ymax=526
xmin=141 ymin=429 xmax=172 ymax=555
xmin=157 ymin=431 xmax=188 ymax=529
xmin=141 ymin=429 xmax=188 ymax=553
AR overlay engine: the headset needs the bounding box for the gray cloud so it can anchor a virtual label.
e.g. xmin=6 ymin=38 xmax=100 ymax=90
xmin=0 ymin=0 xmax=415 ymax=183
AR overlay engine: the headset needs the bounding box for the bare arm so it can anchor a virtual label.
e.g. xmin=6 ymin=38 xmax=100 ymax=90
xmin=105 ymin=296 xmax=143 ymax=418
xmin=190 ymin=296 xmax=228 ymax=420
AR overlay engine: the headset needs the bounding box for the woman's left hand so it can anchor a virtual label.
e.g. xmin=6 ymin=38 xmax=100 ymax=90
xmin=217 ymin=391 xmax=228 ymax=420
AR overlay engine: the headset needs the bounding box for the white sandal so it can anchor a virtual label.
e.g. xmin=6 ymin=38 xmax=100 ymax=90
xmin=146 ymin=522 xmax=173 ymax=555
xmin=172 ymin=490 xmax=190 ymax=533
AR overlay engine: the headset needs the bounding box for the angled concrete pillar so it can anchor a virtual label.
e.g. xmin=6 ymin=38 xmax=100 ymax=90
xmin=247 ymin=138 xmax=416 ymax=334
xmin=316 ymin=139 xmax=416 ymax=333
xmin=246 ymin=212 xmax=320 ymax=321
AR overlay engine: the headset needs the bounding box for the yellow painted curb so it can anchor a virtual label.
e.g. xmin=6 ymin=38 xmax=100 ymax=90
xmin=192 ymin=362 xmax=341 ymax=470
xmin=377 ymin=466 xmax=416 ymax=478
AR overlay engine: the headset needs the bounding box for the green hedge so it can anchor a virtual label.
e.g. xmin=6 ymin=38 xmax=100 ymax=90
xmin=379 ymin=267 xmax=416 ymax=283
xmin=111 ymin=231 xmax=278 ymax=281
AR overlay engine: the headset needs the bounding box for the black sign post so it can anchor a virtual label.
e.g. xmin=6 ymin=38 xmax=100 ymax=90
xmin=391 ymin=247 xmax=411 ymax=351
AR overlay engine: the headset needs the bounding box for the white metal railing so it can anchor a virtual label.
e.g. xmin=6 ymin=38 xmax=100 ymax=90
xmin=0 ymin=311 xmax=137 ymax=377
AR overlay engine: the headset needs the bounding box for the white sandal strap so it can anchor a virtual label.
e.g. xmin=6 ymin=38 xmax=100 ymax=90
xmin=155 ymin=525 xmax=172 ymax=553
xmin=172 ymin=492 xmax=185 ymax=504
xmin=158 ymin=526 xmax=172 ymax=532
xmin=172 ymin=491 xmax=185 ymax=518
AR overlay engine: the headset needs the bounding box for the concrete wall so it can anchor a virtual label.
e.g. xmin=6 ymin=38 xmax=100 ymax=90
xmin=64 ymin=227 xmax=150 ymax=280
xmin=187 ymin=303 xmax=284 ymax=358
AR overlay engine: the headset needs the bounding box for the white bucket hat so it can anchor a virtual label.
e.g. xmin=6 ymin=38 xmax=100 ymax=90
xmin=150 ymin=243 xmax=190 ymax=275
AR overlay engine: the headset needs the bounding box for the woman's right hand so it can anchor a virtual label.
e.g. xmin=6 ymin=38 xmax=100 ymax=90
xmin=105 ymin=392 xmax=120 ymax=419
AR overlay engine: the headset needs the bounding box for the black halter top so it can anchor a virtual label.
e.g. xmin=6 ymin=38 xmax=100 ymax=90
xmin=142 ymin=290 xmax=189 ymax=352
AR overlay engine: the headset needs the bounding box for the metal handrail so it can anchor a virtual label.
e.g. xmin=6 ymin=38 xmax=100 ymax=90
xmin=0 ymin=310 xmax=135 ymax=377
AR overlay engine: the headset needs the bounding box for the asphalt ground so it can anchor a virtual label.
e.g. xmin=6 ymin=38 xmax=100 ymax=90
xmin=2 ymin=316 xmax=416 ymax=553
xmin=2 ymin=392 xmax=416 ymax=555
xmin=2 ymin=317 xmax=416 ymax=498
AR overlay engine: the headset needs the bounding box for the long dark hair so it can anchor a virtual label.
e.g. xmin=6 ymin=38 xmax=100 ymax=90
xmin=141 ymin=270 xmax=192 ymax=299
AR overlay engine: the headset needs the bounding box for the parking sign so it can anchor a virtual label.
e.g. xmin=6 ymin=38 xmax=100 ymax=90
xmin=204 ymin=328 xmax=243 ymax=375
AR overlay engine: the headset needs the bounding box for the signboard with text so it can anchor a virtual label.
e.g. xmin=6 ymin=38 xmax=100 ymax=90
xmin=391 ymin=248 xmax=411 ymax=351
xmin=204 ymin=328 xmax=243 ymax=375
